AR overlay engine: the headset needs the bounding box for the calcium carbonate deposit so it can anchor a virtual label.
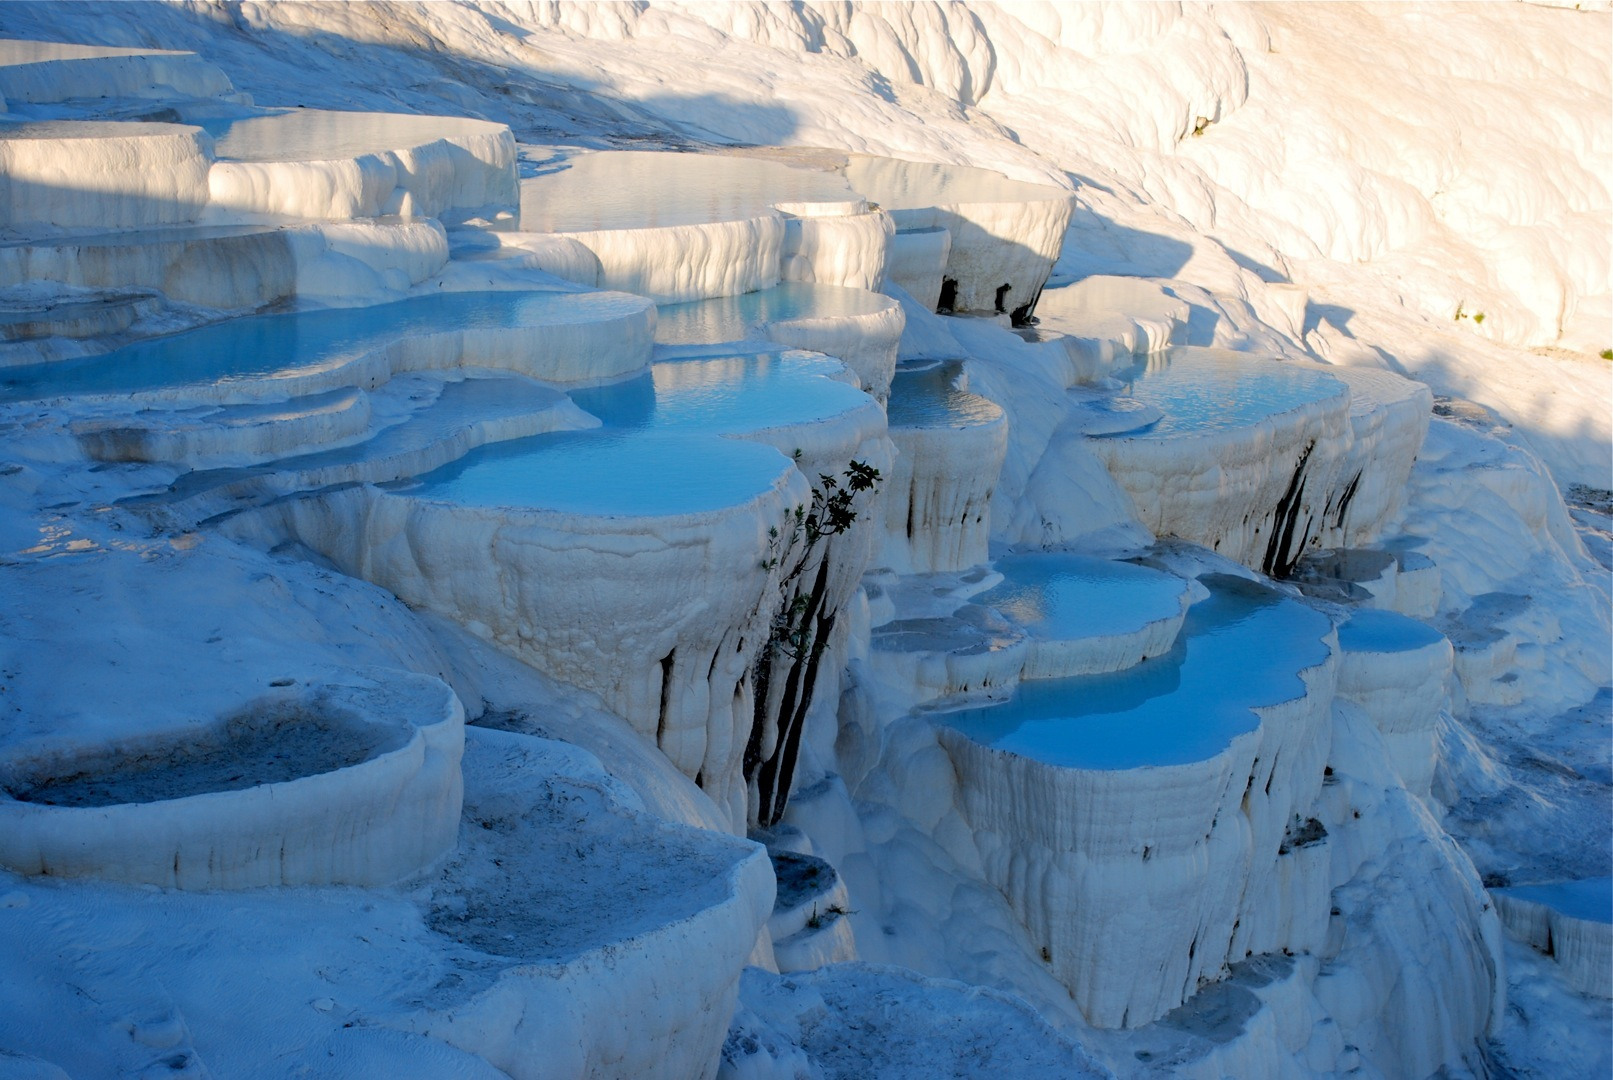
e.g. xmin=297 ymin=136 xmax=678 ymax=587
xmin=0 ymin=4 xmax=1606 ymax=1079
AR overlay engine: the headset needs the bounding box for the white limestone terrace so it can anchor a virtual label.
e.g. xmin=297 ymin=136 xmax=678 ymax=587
xmin=655 ymin=280 xmax=904 ymax=399
xmin=0 ymin=37 xmax=235 ymax=105
xmin=0 ymin=671 xmax=463 ymax=890
xmin=517 ymin=147 xmax=877 ymax=303
xmin=880 ymin=359 xmax=1006 ymax=573
xmin=842 ymin=153 xmax=1075 ymax=318
xmin=0 ymin=727 xmax=775 ymax=1080
xmin=1291 ymin=545 xmax=1445 ymax=619
xmin=937 ymin=574 xmax=1338 ymax=1028
xmin=240 ymin=348 xmax=889 ymax=829
xmin=0 ymin=120 xmax=212 ymax=229
xmin=0 ymin=16 xmax=1596 ymax=1078
xmin=1083 ymin=346 xmax=1422 ymax=577
xmin=1492 ymin=876 xmax=1612 ymax=999
xmin=0 ymin=106 xmax=517 ymax=229
xmin=1335 ymin=608 xmax=1453 ymax=799
xmin=191 ymin=104 xmax=518 ymax=222
xmin=1022 ymin=276 xmax=1191 ymax=387
xmin=0 ymin=218 xmax=450 ymax=319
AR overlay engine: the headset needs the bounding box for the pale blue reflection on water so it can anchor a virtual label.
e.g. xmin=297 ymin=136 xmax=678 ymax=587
xmin=1338 ymin=610 xmax=1445 ymax=654
xmin=885 ymin=361 xmax=1002 ymax=427
xmin=943 ymin=574 xmax=1332 ymax=770
xmin=655 ymin=282 xmax=891 ymax=346
xmin=1097 ymin=349 xmax=1347 ymax=438
xmin=977 ymin=554 xmax=1186 ymax=640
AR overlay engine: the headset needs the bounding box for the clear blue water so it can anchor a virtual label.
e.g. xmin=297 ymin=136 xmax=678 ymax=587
xmin=977 ymin=554 xmax=1187 ymax=640
xmin=1500 ymin=877 xmax=1613 ymax=924
xmin=1338 ymin=610 xmax=1446 ymax=654
xmin=1096 ymin=349 xmax=1348 ymax=438
xmin=401 ymin=430 xmax=789 ymax=516
xmin=571 ymin=352 xmax=869 ymax=434
xmin=0 ymin=291 xmax=629 ymax=401
xmin=885 ymin=361 xmax=1002 ymax=427
xmin=654 ymin=283 xmax=892 ymax=347
xmin=942 ymin=575 xmax=1333 ymax=770
xmin=402 ymin=350 xmax=870 ymax=517
xmin=520 ymin=150 xmax=857 ymax=232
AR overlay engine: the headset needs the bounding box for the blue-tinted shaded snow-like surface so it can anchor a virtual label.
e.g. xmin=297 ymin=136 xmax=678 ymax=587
xmin=1097 ymin=349 xmax=1348 ymax=438
xmin=1497 ymin=878 xmax=1613 ymax=924
xmin=977 ymin=554 xmax=1187 ymax=641
xmin=1338 ymin=609 xmax=1446 ymax=654
xmin=402 ymin=430 xmax=789 ymax=516
xmin=941 ymin=575 xmax=1332 ymax=770
xmin=0 ymin=290 xmax=632 ymax=401
xmin=520 ymin=150 xmax=856 ymax=232
xmin=655 ymin=282 xmax=892 ymax=347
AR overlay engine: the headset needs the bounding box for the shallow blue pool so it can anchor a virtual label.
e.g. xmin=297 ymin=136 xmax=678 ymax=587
xmin=977 ymin=554 xmax=1187 ymax=641
xmin=0 ymin=290 xmax=629 ymax=401
xmin=885 ymin=361 xmax=1002 ymax=428
xmin=655 ymin=282 xmax=892 ymax=347
xmin=401 ymin=430 xmax=790 ymax=517
xmin=1338 ymin=610 xmax=1446 ymax=654
xmin=1096 ymin=348 xmax=1348 ymax=438
xmin=942 ymin=574 xmax=1333 ymax=770
xmin=399 ymin=349 xmax=870 ymax=517
xmin=570 ymin=351 xmax=867 ymax=434
xmin=1499 ymin=877 xmax=1613 ymax=924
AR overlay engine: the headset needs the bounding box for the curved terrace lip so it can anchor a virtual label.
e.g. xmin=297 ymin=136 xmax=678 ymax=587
xmin=0 ymin=288 xmax=643 ymax=403
xmin=939 ymin=574 xmax=1334 ymax=771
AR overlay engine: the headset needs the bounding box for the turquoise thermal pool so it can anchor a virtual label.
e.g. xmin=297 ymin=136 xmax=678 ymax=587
xmin=570 ymin=351 xmax=869 ymax=433
xmin=1337 ymin=610 xmax=1446 ymax=654
xmin=975 ymin=554 xmax=1188 ymax=642
xmin=400 ymin=430 xmax=791 ymax=517
xmin=0 ymin=290 xmax=635 ymax=401
xmin=520 ymin=150 xmax=857 ymax=232
xmin=654 ymin=282 xmax=894 ymax=347
xmin=941 ymin=575 xmax=1333 ymax=770
xmin=1497 ymin=877 xmax=1613 ymax=924
xmin=1097 ymin=348 xmax=1349 ymax=438
xmin=399 ymin=350 xmax=871 ymax=517
xmin=885 ymin=361 xmax=1003 ymax=428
